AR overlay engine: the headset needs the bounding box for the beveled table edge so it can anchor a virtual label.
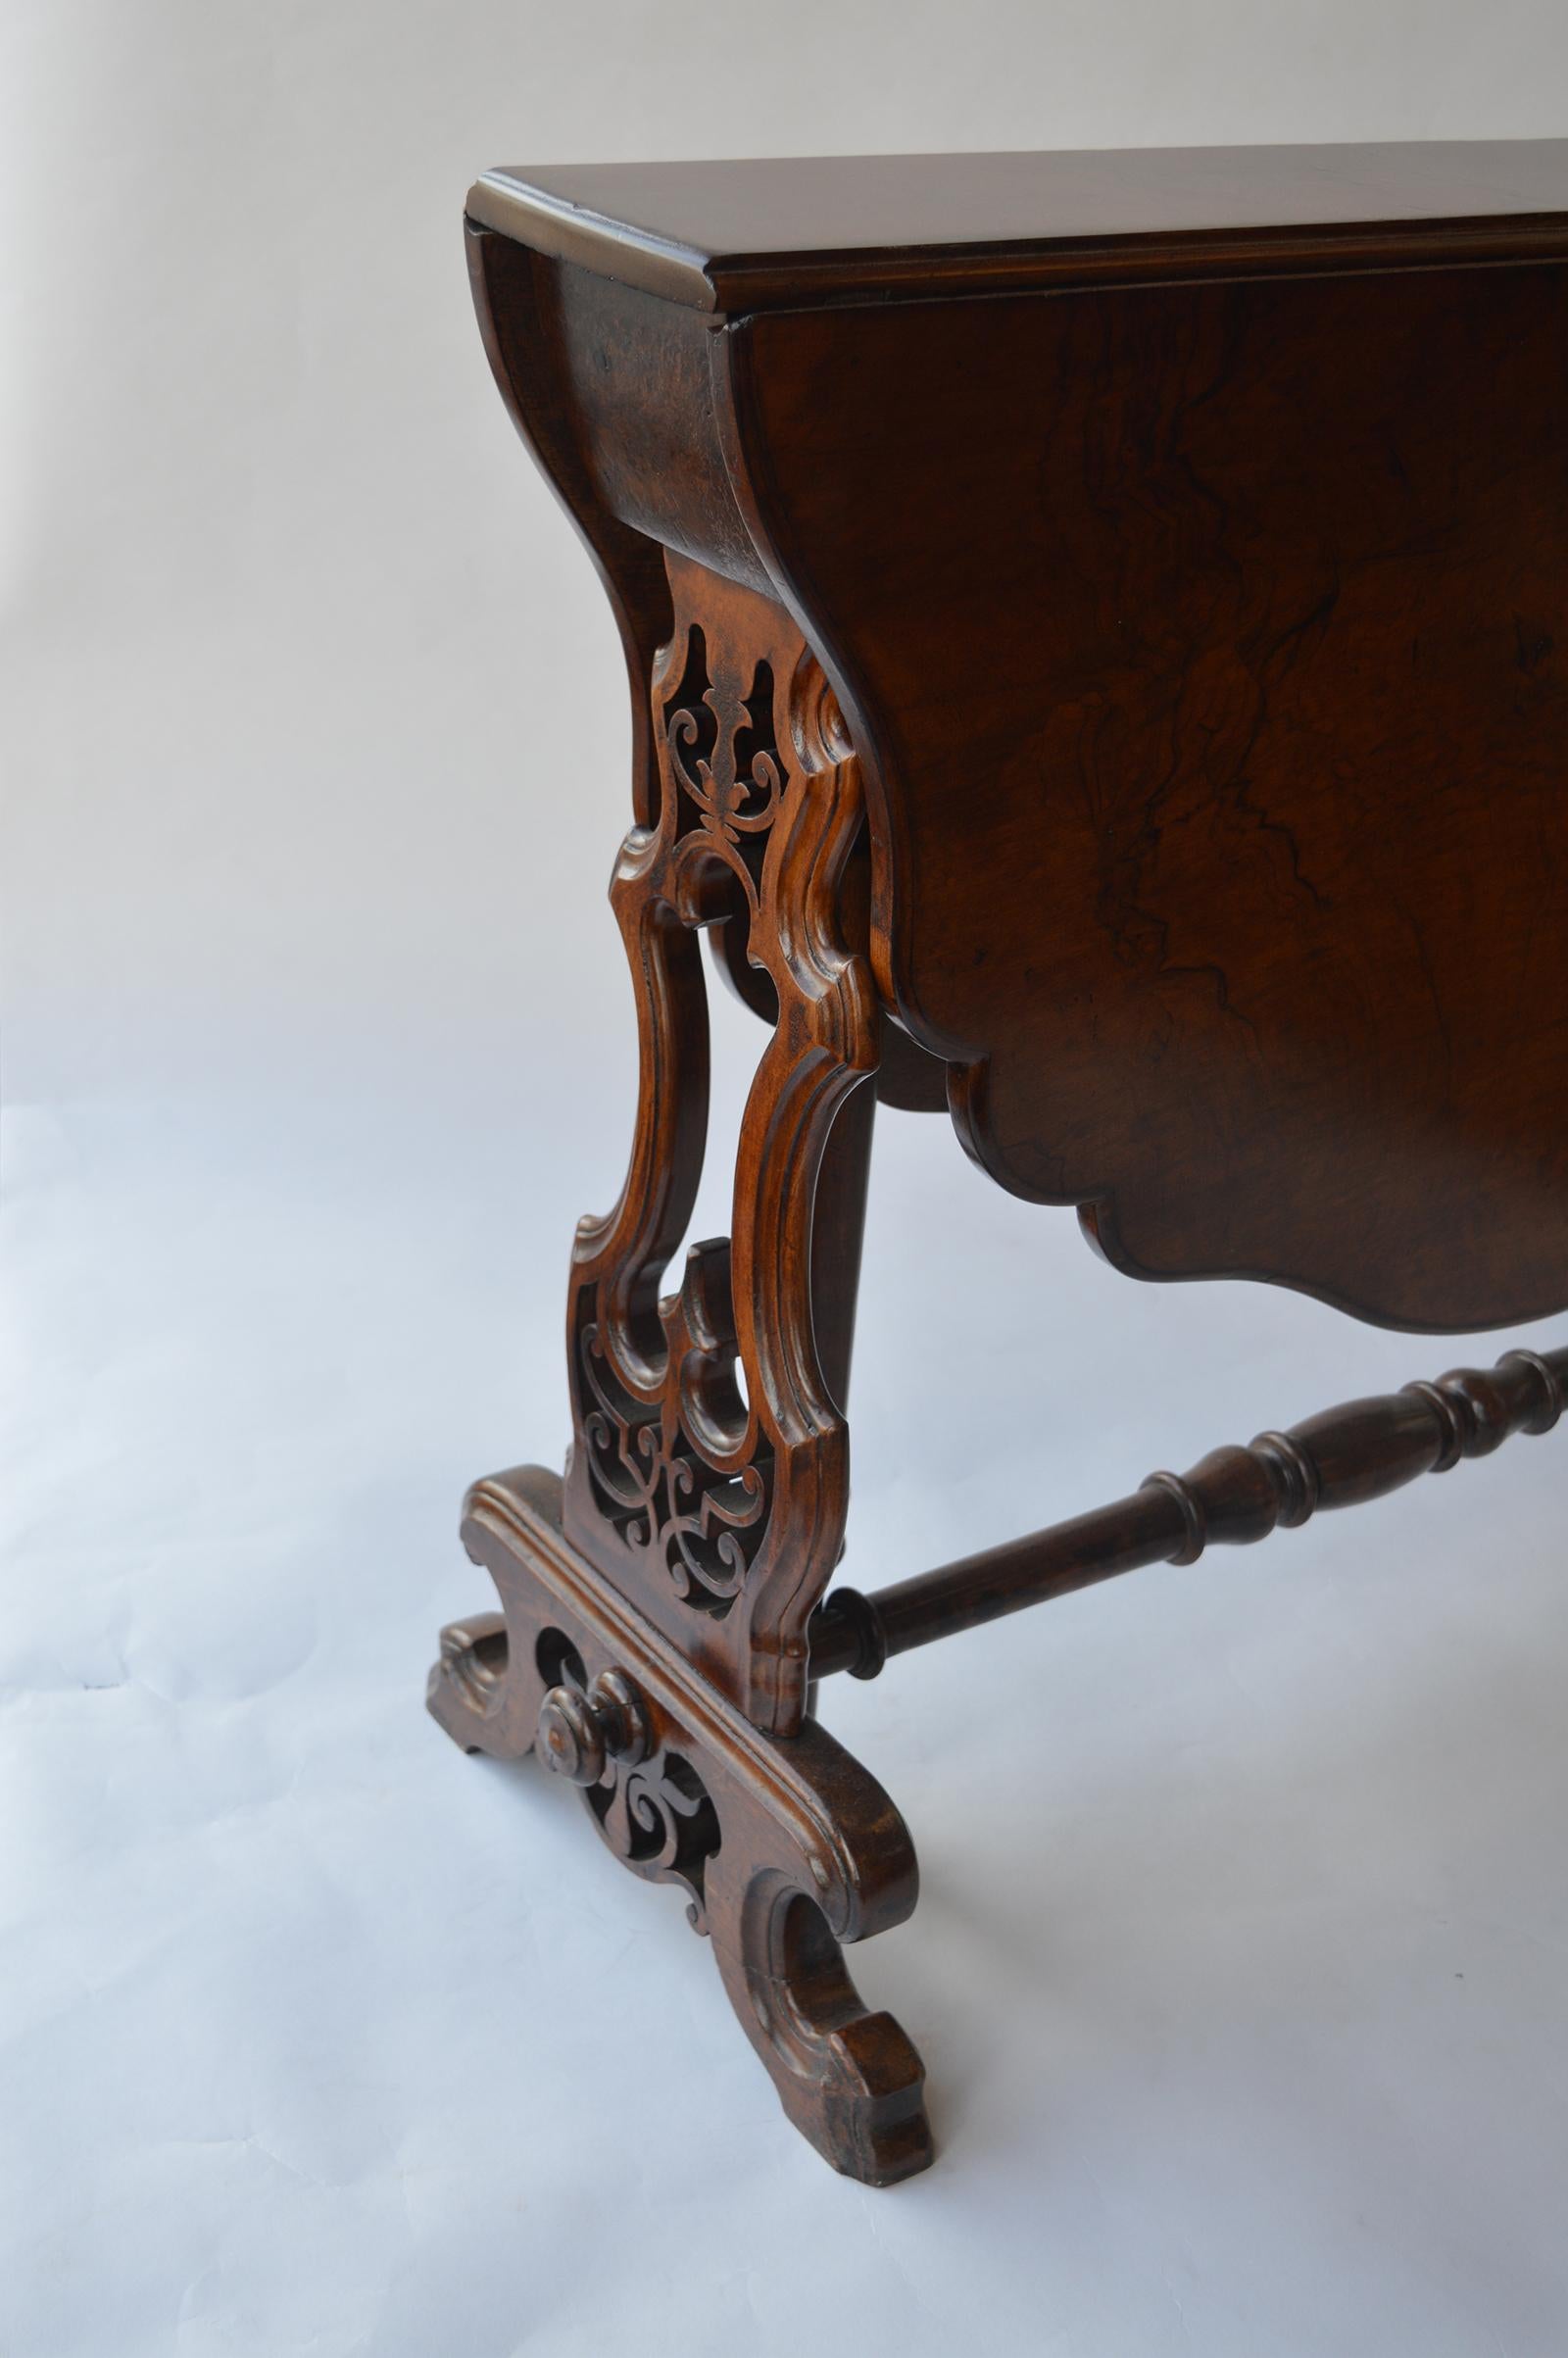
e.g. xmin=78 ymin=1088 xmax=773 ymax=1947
xmin=466 ymin=142 xmax=1568 ymax=314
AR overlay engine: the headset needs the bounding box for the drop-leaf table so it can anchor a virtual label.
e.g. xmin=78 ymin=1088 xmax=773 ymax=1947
xmin=427 ymin=142 xmax=1568 ymax=2183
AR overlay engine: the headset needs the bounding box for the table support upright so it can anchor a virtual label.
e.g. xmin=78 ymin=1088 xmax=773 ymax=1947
xmin=429 ymin=547 xmax=935 ymax=2186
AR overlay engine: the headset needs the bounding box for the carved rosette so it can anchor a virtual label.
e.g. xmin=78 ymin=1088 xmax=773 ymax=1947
xmin=564 ymin=554 xmax=878 ymax=1735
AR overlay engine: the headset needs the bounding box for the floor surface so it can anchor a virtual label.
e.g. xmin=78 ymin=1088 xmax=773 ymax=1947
xmin=5 ymin=1064 xmax=1566 ymax=2358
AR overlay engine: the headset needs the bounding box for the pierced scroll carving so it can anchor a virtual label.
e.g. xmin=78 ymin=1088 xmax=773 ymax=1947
xmin=664 ymin=627 xmax=784 ymax=855
xmin=564 ymin=554 xmax=878 ymax=1736
xmin=575 ymin=1249 xmax=769 ymax=1615
xmin=587 ymin=1744 xmax=720 ymax=1928
xmin=531 ymin=1630 xmax=723 ymax=1927
xmin=430 ymin=1465 xmax=931 ymax=2186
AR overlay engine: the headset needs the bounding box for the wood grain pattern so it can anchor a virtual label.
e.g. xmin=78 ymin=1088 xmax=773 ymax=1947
xmin=435 ymin=153 xmax=1568 ymax=2182
xmin=429 ymin=1464 xmax=930 ymax=2186
xmin=562 ymin=554 xmax=879 ymax=1738
xmin=726 ymin=262 xmax=1568 ymax=1328
xmin=473 ymin=202 xmax=1568 ymax=1330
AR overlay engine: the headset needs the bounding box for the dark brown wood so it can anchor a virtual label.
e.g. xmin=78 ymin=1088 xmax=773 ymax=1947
xmin=560 ymin=551 xmax=877 ymax=1736
xmin=468 ymin=141 xmax=1568 ymax=313
xmin=808 ymin=1076 xmax=876 ymax=1420
xmin=470 ymin=177 xmax=1568 ymax=1333
xmin=808 ymin=1346 xmax=1568 ymax=1677
xmin=428 ymin=1466 xmax=930 ymax=2186
xmin=432 ymin=146 xmax=1568 ymax=2182
xmin=729 ymin=264 xmax=1568 ymax=1332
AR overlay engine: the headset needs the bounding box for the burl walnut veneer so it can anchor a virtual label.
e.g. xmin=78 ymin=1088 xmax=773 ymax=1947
xmin=428 ymin=143 xmax=1568 ymax=2184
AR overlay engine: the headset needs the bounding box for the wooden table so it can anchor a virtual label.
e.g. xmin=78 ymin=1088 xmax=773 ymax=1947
xmin=427 ymin=143 xmax=1568 ymax=2184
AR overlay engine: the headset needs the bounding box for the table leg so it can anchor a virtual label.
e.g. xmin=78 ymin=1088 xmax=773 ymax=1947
xmin=428 ymin=550 xmax=932 ymax=2182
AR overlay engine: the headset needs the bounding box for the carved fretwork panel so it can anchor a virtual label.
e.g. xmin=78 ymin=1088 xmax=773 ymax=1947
xmin=564 ymin=551 xmax=879 ymax=1736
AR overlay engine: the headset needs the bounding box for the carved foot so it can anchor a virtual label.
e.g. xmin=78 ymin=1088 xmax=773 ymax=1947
xmin=427 ymin=1611 xmax=532 ymax=1758
xmin=427 ymin=1464 xmax=932 ymax=2185
xmin=705 ymin=1861 xmax=930 ymax=2186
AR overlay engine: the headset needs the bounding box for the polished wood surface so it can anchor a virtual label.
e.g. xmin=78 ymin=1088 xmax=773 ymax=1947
xmin=430 ymin=1465 xmax=929 ymax=2186
xmin=732 ymin=262 xmax=1568 ymax=1329
xmin=469 ymin=206 xmax=1568 ymax=1330
xmin=809 ymin=1346 xmax=1568 ymax=1676
xmin=433 ymin=146 xmax=1568 ymax=2181
xmin=468 ymin=140 xmax=1568 ymax=311
xmin=561 ymin=553 xmax=878 ymax=1734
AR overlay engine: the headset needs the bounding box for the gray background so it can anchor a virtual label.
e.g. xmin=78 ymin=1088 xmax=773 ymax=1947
xmin=5 ymin=4 xmax=1568 ymax=2352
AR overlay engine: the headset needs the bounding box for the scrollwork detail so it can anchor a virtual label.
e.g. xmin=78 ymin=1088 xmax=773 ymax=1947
xmin=563 ymin=555 xmax=878 ymax=1733
xmin=575 ymin=1303 xmax=771 ymax=1611
xmin=665 ymin=631 xmax=783 ymax=858
xmin=586 ymin=1744 xmax=721 ymax=1932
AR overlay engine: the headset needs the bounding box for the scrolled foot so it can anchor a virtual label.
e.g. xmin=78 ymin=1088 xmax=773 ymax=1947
xmin=426 ymin=1609 xmax=534 ymax=1759
xmin=710 ymin=1860 xmax=932 ymax=2186
xmin=432 ymin=1467 xmax=934 ymax=2182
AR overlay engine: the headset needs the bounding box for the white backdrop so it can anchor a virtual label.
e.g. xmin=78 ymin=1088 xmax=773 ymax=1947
xmin=5 ymin=5 xmax=1568 ymax=2353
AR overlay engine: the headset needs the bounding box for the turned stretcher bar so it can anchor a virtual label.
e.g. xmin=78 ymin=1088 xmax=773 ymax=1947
xmin=808 ymin=1346 xmax=1567 ymax=1684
